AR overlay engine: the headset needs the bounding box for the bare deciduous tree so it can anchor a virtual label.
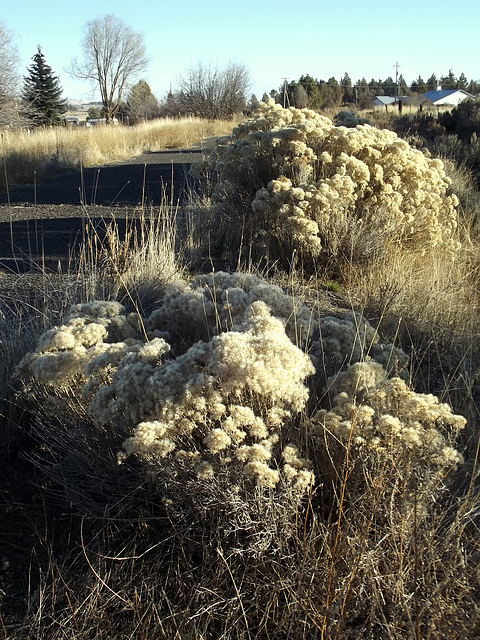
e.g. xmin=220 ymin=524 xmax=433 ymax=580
xmin=70 ymin=14 xmax=150 ymax=123
xmin=176 ymin=61 xmax=251 ymax=119
xmin=0 ymin=22 xmax=26 ymax=128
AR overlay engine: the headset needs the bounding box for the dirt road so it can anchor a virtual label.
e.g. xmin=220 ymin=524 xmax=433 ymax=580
xmin=0 ymin=148 xmax=202 ymax=207
xmin=0 ymin=148 xmax=202 ymax=273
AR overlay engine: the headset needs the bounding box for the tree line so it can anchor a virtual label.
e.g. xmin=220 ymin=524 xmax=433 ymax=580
xmin=267 ymin=71 xmax=480 ymax=111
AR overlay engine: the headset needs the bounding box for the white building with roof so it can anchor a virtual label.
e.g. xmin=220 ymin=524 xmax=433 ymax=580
xmin=421 ymin=87 xmax=474 ymax=106
xmin=372 ymin=95 xmax=410 ymax=110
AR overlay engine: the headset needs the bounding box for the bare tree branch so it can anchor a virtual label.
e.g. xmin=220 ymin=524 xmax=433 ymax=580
xmin=0 ymin=21 xmax=28 ymax=128
xmin=69 ymin=14 xmax=150 ymax=123
xmin=176 ymin=61 xmax=251 ymax=119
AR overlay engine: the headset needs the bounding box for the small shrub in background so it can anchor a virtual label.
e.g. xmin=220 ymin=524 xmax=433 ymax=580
xmin=438 ymin=98 xmax=480 ymax=144
xmin=391 ymin=102 xmax=480 ymax=188
xmin=333 ymin=110 xmax=371 ymax=127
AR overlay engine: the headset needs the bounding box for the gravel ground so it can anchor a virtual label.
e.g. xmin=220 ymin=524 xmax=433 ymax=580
xmin=0 ymin=204 xmax=136 ymax=309
xmin=0 ymin=149 xmax=202 ymax=305
xmin=0 ymin=149 xmax=202 ymax=209
xmin=0 ymin=146 xmax=345 ymax=343
xmin=0 ymin=147 xmax=203 ymax=263
xmin=0 ymin=202 xmax=127 ymax=223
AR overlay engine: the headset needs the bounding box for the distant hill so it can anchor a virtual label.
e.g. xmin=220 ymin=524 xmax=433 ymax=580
xmin=66 ymin=100 xmax=103 ymax=113
xmin=65 ymin=100 xmax=104 ymax=121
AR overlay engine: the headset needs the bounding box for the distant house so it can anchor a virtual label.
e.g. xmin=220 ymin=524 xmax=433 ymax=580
xmin=373 ymin=95 xmax=410 ymax=110
xmin=85 ymin=117 xmax=119 ymax=126
xmin=62 ymin=115 xmax=79 ymax=127
xmin=421 ymin=87 xmax=474 ymax=106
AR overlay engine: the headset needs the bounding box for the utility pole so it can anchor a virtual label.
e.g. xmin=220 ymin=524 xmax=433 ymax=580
xmin=393 ymin=61 xmax=400 ymax=97
xmin=282 ymin=77 xmax=290 ymax=108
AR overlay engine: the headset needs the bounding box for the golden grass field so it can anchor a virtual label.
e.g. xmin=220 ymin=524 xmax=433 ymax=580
xmin=0 ymin=116 xmax=236 ymax=189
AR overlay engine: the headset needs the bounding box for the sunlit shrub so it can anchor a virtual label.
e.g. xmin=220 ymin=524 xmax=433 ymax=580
xmin=314 ymin=360 xmax=465 ymax=467
xmin=309 ymin=358 xmax=465 ymax=527
xmin=17 ymin=270 xmax=465 ymax=505
xmin=146 ymin=271 xmax=315 ymax=350
xmin=203 ymin=100 xmax=460 ymax=268
xmin=17 ymin=285 xmax=316 ymax=492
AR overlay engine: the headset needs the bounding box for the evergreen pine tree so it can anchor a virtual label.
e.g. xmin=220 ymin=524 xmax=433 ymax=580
xmin=410 ymin=76 xmax=427 ymax=94
xmin=457 ymin=72 xmax=468 ymax=90
xmin=440 ymin=69 xmax=457 ymax=90
xmin=426 ymin=74 xmax=438 ymax=91
xmin=22 ymin=46 xmax=67 ymax=126
xmin=340 ymin=72 xmax=354 ymax=104
xmin=126 ymin=80 xmax=159 ymax=123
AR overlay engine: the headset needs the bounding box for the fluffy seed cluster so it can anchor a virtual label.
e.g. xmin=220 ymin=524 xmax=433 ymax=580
xmin=312 ymin=360 xmax=465 ymax=468
xmin=17 ymin=289 xmax=315 ymax=491
xmin=207 ymin=99 xmax=460 ymax=262
xmin=17 ymin=301 xmax=142 ymax=386
xmin=18 ymin=273 xmax=464 ymax=492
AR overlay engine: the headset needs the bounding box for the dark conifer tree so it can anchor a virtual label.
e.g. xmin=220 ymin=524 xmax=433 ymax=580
xmin=340 ymin=72 xmax=354 ymax=104
xmin=22 ymin=46 xmax=67 ymax=126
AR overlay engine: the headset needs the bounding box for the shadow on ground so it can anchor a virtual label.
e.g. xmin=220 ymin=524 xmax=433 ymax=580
xmin=0 ymin=149 xmax=203 ymax=273
xmin=0 ymin=149 xmax=201 ymax=206
xmin=0 ymin=216 xmax=137 ymax=273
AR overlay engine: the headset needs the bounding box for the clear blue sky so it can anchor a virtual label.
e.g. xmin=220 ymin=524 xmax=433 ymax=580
xmin=4 ymin=0 xmax=479 ymax=102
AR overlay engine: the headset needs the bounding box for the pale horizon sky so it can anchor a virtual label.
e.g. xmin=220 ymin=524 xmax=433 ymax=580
xmin=4 ymin=0 xmax=479 ymax=104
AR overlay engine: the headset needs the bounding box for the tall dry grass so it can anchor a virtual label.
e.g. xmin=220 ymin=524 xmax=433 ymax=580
xmin=0 ymin=116 xmax=236 ymax=190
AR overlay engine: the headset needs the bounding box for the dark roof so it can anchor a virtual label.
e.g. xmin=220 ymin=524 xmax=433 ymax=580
xmin=423 ymin=89 xmax=455 ymax=102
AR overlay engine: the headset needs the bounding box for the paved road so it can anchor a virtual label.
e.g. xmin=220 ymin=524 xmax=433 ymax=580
xmin=0 ymin=148 xmax=204 ymax=273
xmin=0 ymin=215 xmax=138 ymax=273
xmin=0 ymin=148 xmax=202 ymax=206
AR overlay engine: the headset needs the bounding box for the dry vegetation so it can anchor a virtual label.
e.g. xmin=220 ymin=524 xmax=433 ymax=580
xmin=1 ymin=104 xmax=480 ymax=639
xmin=0 ymin=116 xmax=236 ymax=190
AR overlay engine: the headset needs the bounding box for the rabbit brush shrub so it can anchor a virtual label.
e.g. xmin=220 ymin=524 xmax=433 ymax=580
xmin=313 ymin=360 xmax=465 ymax=469
xmin=203 ymin=100 xmax=460 ymax=268
xmin=17 ymin=290 xmax=315 ymax=492
xmin=309 ymin=359 xmax=466 ymax=528
xmin=17 ymin=274 xmax=464 ymax=502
